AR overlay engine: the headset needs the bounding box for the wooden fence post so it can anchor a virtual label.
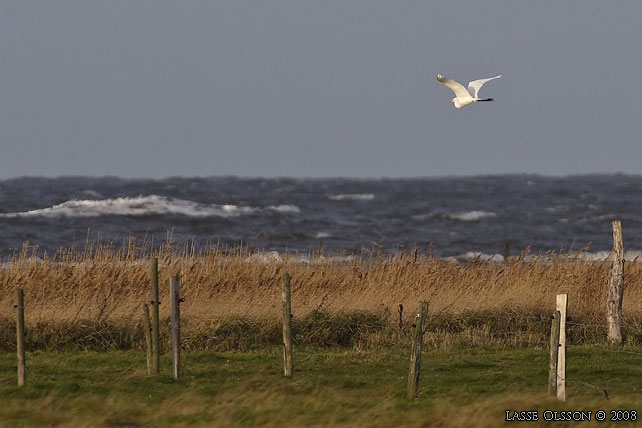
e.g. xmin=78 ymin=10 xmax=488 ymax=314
xmin=607 ymin=220 xmax=624 ymax=345
xmin=15 ymin=288 xmax=26 ymax=387
xmin=150 ymin=257 xmax=160 ymax=373
xmin=143 ymin=303 xmax=153 ymax=375
xmin=281 ymin=272 xmax=293 ymax=377
xmin=170 ymin=276 xmax=182 ymax=380
xmin=407 ymin=300 xmax=429 ymax=399
xmin=548 ymin=310 xmax=560 ymax=396
xmin=556 ymin=294 xmax=568 ymax=401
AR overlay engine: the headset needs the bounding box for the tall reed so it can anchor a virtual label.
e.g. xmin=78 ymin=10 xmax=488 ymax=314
xmin=1 ymin=243 xmax=641 ymax=350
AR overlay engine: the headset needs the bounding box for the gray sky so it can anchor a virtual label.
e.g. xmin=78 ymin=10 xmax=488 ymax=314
xmin=1 ymin=1 xmax=641 ymax=178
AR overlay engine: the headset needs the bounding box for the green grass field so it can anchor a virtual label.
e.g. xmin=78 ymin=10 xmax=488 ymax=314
xmin=1 ymin=346 xmax=641 ymax=427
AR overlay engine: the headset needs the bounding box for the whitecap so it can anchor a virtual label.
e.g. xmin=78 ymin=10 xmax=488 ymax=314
xmin=570 ymin=250 xmax=642 ymax=262
xmin=296 ymin=255 xmax=355 ymax=264
xmin=444 ymin=252 xmax=505 ymax=264
xmin=81 ymin=190 xmax=102 ymax=198
xmin=244 ymin=251 xmax=283 ymax=264
xmin=267 ymin=204 xmax=301 ymax=213
xmin=591 ymin=214 xmax=620 ymax=222
xmin=328 ymin=193 xmax=375 ymax=201
xmin=220 ymin=204 xmax=258 ymax=215
xmin=445 ymin=211 xmax=497 ymax=221
xmin=315 ymin=232 xmax=331 ymax=238
xmin=444 ymin=250 xmax=642 ymax=264
xmin=0 ymin=195 xmax=296 ymax=219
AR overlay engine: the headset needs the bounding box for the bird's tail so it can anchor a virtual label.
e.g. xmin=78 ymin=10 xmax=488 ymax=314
xmin=477 ymin=98 xmax=494 ymax=102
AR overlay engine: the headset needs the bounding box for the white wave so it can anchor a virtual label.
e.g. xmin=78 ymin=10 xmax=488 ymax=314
xmin=244 ymin=251 xmax=283 ymax=264
xmin=296 ymin=255 xmax=355 ymax=264
xmin=444 ymin=250 xmax=642 ymax=264
xmin=0 ymin=195 xmax=300 ymax=219
xmin=219 ymin=204 xmax=259 ymax=216
xmin=315 ymin=232 xmax=331 ymax=239
xmin=444 ymin=252 xmax=505 ymax=264
xmin=570 ymin=250 xmax=642 ymax=262
xmin=328 ymin=193 xmax=375 ymax=201
xmin=591 ymin=214 xmax=620 ymax=222
xmin=267 ymin=204 xmax=301 ymax=213
xmin=243 ymin=252 xmax=354 ymax=265
xmin=81 ymin=189 xmax=102 ymax=198
xmin=445 ymin=210 xmax=497 ymax=221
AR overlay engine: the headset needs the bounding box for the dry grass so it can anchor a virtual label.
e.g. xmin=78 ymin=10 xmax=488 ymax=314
xmin=1 ymin=243 xmax=642 ymax=350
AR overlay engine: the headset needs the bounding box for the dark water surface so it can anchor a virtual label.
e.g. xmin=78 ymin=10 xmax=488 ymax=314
xmin=0 ymin=175 xmax=640 ymax=259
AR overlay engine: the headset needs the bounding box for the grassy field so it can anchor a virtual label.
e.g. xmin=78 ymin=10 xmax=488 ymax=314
xmin=1 ymin=245 xmax=641 ymax=426
xmin=1 ymin=346 xmax=641 ymax=427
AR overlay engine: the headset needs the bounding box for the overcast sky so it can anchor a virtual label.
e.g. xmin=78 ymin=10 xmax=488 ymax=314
xmin=1 ymin=1 xmax=641 ymax=179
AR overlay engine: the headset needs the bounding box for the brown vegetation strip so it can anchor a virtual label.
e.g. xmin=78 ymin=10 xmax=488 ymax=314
xmin=1 ymin=245 xmax=641 ymax=325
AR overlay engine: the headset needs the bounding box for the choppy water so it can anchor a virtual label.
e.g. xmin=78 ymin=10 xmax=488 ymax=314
xmin=0 ymin=174 xmax=641 ymax=260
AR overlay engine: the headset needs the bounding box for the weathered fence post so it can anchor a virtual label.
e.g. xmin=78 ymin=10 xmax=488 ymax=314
xmin=170 ymin=276 xmax=183 ymax=380
xmin=15 ymin=288 xmax=26 ymax=387
xmin=548 ymin=310 xmax=561 ymax=396
xmin=407 ymin=300 xmax=429 ymax=399
xmin=143 ymin=303 xmax=153 ymax=375
xmin=150 ymin=257 xmax=160 ymax=373
xmin=556 ymin=294 xmax=568 ymax=401
xmin=281 ymin=272 xmax=293 ymax=377
xmin=607 ymin=220 xmax=624 ymax=345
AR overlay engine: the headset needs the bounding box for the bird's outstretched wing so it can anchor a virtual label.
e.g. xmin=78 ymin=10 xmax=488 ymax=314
xmin=436 ymin=74 xmax=471 ymax=99
xmin=467 ymin=75 xmax=501 ymax=98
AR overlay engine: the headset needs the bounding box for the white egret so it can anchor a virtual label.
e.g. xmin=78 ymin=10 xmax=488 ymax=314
xmin=437 ymin=74 xmax=501 ymax=108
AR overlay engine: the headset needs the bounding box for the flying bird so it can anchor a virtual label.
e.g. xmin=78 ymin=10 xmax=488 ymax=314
xmin=437 ymin=74 xmax=501 ymax=109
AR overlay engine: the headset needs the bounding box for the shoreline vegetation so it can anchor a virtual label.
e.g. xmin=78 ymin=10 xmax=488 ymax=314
xmin=2 ymin=243 xmax=642 ymax=352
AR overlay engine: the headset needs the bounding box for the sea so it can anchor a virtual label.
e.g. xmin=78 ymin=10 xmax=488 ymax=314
xmin=1 ymin=174 xmax=641 ymax=261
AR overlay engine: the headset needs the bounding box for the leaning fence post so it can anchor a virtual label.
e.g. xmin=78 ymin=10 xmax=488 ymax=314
xmin=556 ymin=294 xmax=568 ymax=401
xmin=548 ymin=310 xmax=561 ymax=396
xmin=170 ymin=276 xmax=183 ymax=380
xmin=281 ymin=272 xmax=293 ymax=377
xmin=15 ymin=288 xmax=26 ymax=387
xmin=143 ymin=303 xmax=153 ymax=375
xmin=150 ymin=257 xmax=160 ymax=373
xmin=607 ymin=220 xmax=624 ymax=345
xmin=407 ymin=300 xmax=428 ymax=399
